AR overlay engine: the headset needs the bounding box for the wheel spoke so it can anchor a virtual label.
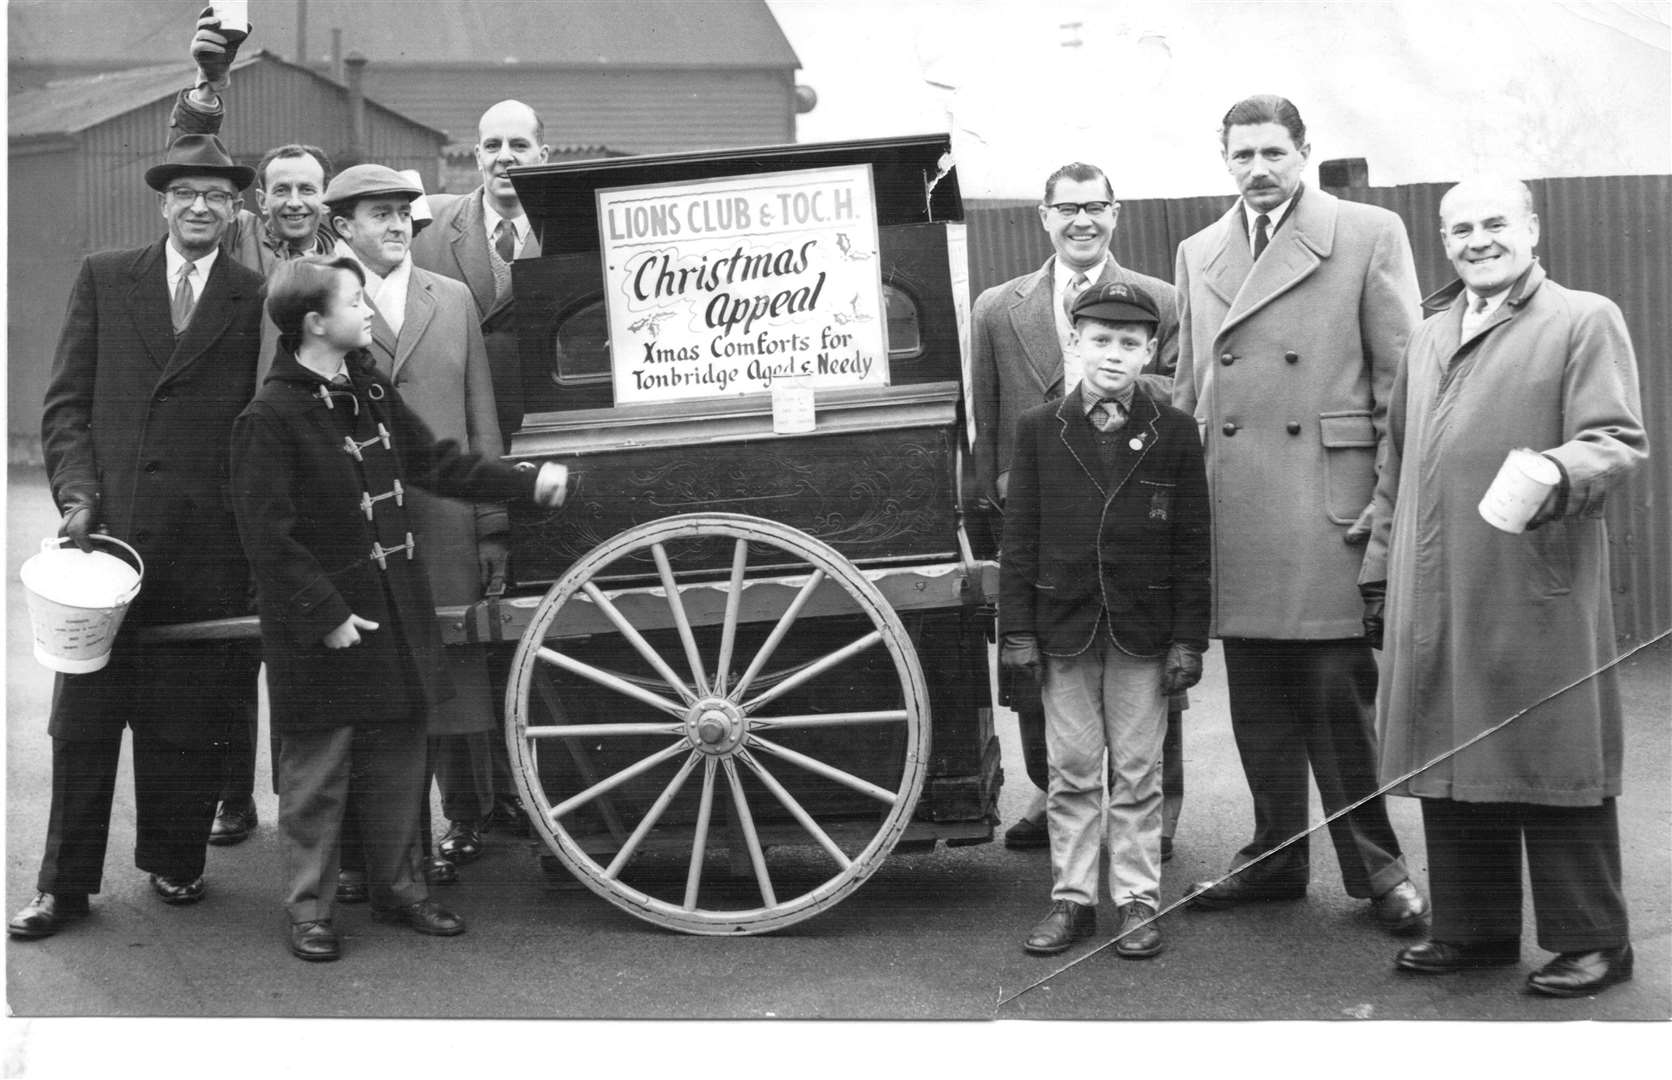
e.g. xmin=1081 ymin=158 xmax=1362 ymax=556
xmin=651 ymin=543 xmax=710 ymax=698
xmin=537 ymin=645 xmax=686 ymax=719
xmin=737 ymin=749 xmax=853 ymax=869
xmin=722 ymin=758 xmax=776 ymax=907
xmin=750 ymin=710 xmax=909 ymax=731
xmin=748 ymin=734 xmax=899 ymax=804
xmin=604 ymin=751 xmax=702 ymax=879
xmin=580 ymin=581 xmax=697 ymax=705
xmin=712 ymin=539 xmax=749 ymax=697
xmin=531 ymin=668 xmax=630 ymax=843
xmin=525 ymin=721 xmax=684 ymax=739
xmin=550 ymin=739 xmax=689 ymax=820
xmin=683 ymin=758 xmax=719 ymax=910
xmin=729 ymin=568 xmax=826 ymax=702
xmin=740 ymin=629 xmax=883 ymax=714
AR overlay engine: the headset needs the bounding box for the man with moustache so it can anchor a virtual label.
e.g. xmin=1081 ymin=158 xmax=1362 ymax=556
xmin=10 ymin=135 xmax=265 ymax=938
xmin=970 ymin=162 xmax=1186 ymax=860
xmin=410 ymin=100 xmax=552 ymax=861
xmin=1365 ymin=177 xmax=1645 ymax=996
xmin=1172 ymin=94 xmax=1427 ymax=933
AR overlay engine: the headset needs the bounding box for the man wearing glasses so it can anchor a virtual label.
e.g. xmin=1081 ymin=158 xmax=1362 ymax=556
xmin=970 ymin=162 xmax=1183 ymax=861
xmin=11 ymin=134 xmax=266 ymax=940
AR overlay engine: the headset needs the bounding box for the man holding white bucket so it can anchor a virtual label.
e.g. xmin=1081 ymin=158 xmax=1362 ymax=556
xmin=9 ymin=134 xmax=265 ymax=940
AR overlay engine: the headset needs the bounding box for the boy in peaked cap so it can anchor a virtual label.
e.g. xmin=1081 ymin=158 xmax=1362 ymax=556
xmin=1000 ymin=282 xmax=1210 ymax=960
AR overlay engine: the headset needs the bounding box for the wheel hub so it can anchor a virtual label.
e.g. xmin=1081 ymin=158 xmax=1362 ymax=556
xmin=685 ymin=697 xmax=747 ymax=755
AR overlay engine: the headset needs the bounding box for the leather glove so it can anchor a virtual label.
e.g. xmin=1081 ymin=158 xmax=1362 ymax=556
xmin=1360 ymin=580 xmax=1387 ymax=650
xmin=192 ymin=6 xmax=249 ymax=92
xmin=1160 ymin=642 xmax=1203 ymax=695
xmin=999 ymin=632 xmax=1042 ymax=682
xmin=1343 ymin=502 xmax=1375 ymax=545
xmin=478 ymin=533 xmax=510 ymax=595
xmin=58 ymin=495 xmax=99 ymax=552
xmin=1523 ymin=461 xmax=1567 ymax=530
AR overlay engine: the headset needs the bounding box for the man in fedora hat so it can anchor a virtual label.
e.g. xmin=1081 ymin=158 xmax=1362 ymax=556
xmin=10 ymin=133 xmax=266 ymax=940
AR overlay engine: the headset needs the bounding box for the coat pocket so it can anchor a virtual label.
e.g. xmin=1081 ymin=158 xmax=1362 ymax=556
xmin=1318 ymin=410 xmax=1377 ymax=525
xmin=1137 ymin=480 xmax=1175 ymax=527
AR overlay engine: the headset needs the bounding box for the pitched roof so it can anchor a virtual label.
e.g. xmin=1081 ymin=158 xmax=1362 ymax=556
xmin=8 ymin=51 xmax=448 ymax=141
xmin=8 ymin=0 xmax=800 ymax=70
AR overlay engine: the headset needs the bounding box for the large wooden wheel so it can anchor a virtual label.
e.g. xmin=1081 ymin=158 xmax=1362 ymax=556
xmin=505 ymin=513 xmax=931 ymax=934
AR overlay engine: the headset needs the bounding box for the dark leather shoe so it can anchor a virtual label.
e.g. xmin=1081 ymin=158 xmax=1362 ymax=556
xmin=1023 ymin=900 xmax=1096 ymax=955
xmin=149 ymin=874 xmax=206 ymax=905
xmin=208 ymin=799 xmax=257 ymax=846
xmin=438 ymin=820 xmax=482 ymax=864
xmin=1372 ymin=879 xmax=1429 ymax=935
xmin=1527 ymin=945 xmax=1633 ymax=997
xmin=371 ymin=898 xmax=466 ymax=937
xmin=289 ymin=920 xmax=340 ymax=962
xmin=335 ymin=870 xmax=370 ymax=904
xmin=422 ymin=854 xmax=459 ymax=885
xmin=1395 ymin=938 xmax=1521 ymax=973
xmin=7 ymin=892 xmax=89 ymax=939
xmin=1113 ymin=901 xmax=1163 ymax=959
xmin=1160 ymin=836 xmax=1174 ymax=863
xmin=1004 ymin=814 xmax=1049 ymax=850
xmin=1187 ymin=875 xmax=1305 ymax=910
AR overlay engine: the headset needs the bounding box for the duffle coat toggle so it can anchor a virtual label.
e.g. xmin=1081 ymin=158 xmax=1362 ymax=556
xmin=360 ymin=479 xmax=405 ymax=520
xmin=342 ymin=424 xmax=392 ymax=461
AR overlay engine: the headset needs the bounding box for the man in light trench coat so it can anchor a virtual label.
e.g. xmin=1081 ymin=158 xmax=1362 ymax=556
xmin=1172 ymin=94 xmax=1427 ymax=933
xmin=1363 ymin=176 xmax=1647 ymax=998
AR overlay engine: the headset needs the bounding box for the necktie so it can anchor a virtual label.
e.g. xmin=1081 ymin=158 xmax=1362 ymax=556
xmin=171 ymin=263 xmax=197 ymax=333
xmin=494 ymin=219 xmax=517 ymax=264
xmin=1062 ymin=271 xmax=1090 ymax=322
xmin=1461 ymin=294 xmax=1491 ymax=340
xmin=1252 ymin=213 xmax=1271 ymax=260
xmin=1091 ymin=398 xmax=1127 ymax=433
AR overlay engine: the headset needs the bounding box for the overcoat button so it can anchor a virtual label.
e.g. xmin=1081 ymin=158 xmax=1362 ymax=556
xmin=1220 ymin=352 xmax=1235 ymax=366
xmin=1284 ymin=351 xmax=1299 ymax=363
xmin=143 ymin=461 xmax=159 ymax=473
xmin=1286 ymin=421 xmax=1301 ymax=435
xmin=154 ymin=391 xmax=170 ymax=403
xmin=1222 ymin=423 xmax=1238 ymax=437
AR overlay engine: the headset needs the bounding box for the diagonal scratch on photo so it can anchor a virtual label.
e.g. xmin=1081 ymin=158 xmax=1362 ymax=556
xmin=5 ymin=0 xmax=1668 ymax=1041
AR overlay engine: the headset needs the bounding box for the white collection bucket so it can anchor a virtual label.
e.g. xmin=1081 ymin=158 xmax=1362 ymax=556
xmin=19 ymin=534 xmax=145 ymax=674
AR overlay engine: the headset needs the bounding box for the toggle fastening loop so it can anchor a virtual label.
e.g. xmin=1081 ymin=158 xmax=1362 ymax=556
xmin=358 ymin=479 xmax=406 ymax=520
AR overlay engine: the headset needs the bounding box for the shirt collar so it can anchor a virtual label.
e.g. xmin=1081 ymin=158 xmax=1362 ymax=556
xmin=482 ymin=194 xmax=529 ymax=244
xmin=1080 ymin=381 xmax=1135 ymax=416
xmin=1463 ymin=288 xmax=1510 ymax=318
xmin=165 ymin=241 xmax=220 ymax=281
xmin=332 ymin=238 xmax=411 ymax=288
xmin=1055 ymin=254 xmax=1110 ymax=291
xmin=1244 ymin=184 xmax=1303 ymax=238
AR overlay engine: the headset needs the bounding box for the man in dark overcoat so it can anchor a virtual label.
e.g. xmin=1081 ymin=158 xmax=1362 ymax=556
xmin=10 ymin=134 xmax=264 ymax=939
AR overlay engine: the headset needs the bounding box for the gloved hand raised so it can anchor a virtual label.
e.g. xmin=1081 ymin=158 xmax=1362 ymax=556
xmin=191 ymin=5 xmax=249 ymax=92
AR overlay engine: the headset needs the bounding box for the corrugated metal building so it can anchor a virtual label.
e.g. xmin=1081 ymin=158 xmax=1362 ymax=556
xmin=7 ymin=52 xmax=448 ymax=460
xmin=9 ymin=0 xmax=808 ymax=182
xmin=966 ymin=175 xmax=1671 ymax=645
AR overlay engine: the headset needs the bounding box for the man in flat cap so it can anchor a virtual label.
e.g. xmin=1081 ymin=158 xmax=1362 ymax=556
xmin=11 ymin=134 xmax=266 ymax=940
xmin=322 ymin=163 xmax=511 ymax=901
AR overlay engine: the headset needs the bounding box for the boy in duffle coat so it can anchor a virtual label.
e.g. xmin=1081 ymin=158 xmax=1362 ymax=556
xmin=1000 ymin=282 xmax=1210 ymax=959
xmin=230 ymin=255 xmax=571 ymax=962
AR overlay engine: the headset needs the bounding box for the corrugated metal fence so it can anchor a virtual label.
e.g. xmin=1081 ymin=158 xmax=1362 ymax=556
xmin=967 ymin=176 xmax=1670 ymax=644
